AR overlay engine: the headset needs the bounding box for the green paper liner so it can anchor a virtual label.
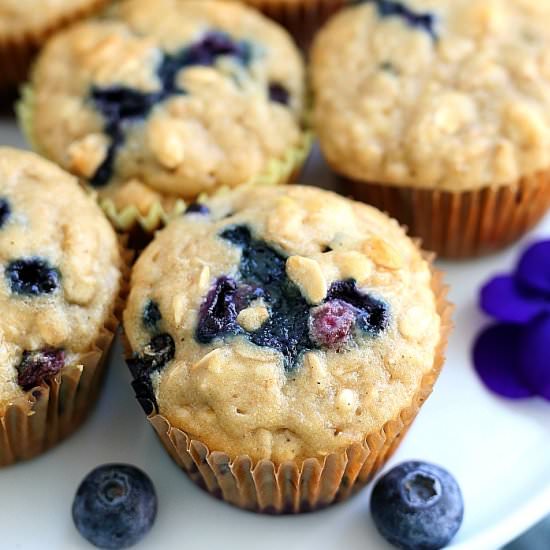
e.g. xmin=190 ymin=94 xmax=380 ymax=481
xmin=0 ymin=0 xmax=110 ymax=89
xmin=17 ymin=86 xmax=313 ymax=235
xmin=0 ymin=241 xmax=131 ymax=467
xmin=126 ymin=255 xmax=453 ymax=514
xmin=340 ymin=171 xmax=550 ymax=259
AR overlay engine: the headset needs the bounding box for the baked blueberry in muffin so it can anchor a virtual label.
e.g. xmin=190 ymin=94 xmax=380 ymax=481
xmin=0 ymin=147 xmax=122 ymax=463
xmin=22 ymin=0 xmax=307 ymax=228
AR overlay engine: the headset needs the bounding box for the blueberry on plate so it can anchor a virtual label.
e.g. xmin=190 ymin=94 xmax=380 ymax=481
xmin=370 ymin=461 xmax=463 ymax=550
xmin=72 ymin=464 xmax=157 ymax=549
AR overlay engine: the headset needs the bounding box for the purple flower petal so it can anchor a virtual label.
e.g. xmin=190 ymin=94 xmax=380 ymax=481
xmin=516 ymin=241 xmax=550 ymax=296
xmin=473 ymin=324 xmax=535 ymax=399
xmin=480 ymin=275 xmax=548 ymax=324
xmin=518 ymin=315 xmax=550 ymax=401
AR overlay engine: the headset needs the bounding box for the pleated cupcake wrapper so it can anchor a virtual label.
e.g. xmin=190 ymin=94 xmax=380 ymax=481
xmin=128 ymin=256 xmax=452 ymax=514
xmin=0 ymin=0 xmax=110 ymax=89
xmin=0 ymin=240 xmax=131 ymax=467
xmin=17 ymin=86 xmax=313 ymax=235
xmin=341 ymin=171 xmax=550 ymax=259
xmin=238 ymin=0 xmax=347 ymax=48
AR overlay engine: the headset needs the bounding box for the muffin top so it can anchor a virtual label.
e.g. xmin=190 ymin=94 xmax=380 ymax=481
xmin=124 ymin=185 xmax=440 ymax=463
xmin=28 ymin=0 xmax=305 ymax=213
xmin=0 ymin=0 xmax=105 ymax=38
xmin=312 ymin=0 xmax=550 ymax=191
xmin=0 ymin=148 xmax=121 ymax=412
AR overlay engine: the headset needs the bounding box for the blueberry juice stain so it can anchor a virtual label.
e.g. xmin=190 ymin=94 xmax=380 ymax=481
xmin=196 ymin=225 xmax=389 ymax=373
xmin=89 ymin=31 xmax=253 ymax=187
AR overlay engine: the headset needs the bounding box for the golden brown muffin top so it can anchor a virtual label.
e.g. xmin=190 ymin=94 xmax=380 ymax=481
xmin=124 ymin=185 xmax=440 ymax=463
xmin=0 ymin=148 xmax=121 ymax=410
xmin=28 ymin=0 xmax=305 ymax=212
xmin=312 ymin=0 xmax=550 ymax=191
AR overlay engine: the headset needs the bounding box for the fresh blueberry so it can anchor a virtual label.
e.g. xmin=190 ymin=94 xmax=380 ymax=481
xmin=0 ymin=198 xmax=11 ymax=228
xmin=6 ymin=257 xmax=60 ymax=296
xmin=371 ymin=461 xmax=464 ymax=550
xmin=309 ymin=299 xmax=356 ymax=349
xmin=142 ymin=300 xmax=162 ymax=330
xmin=72 ymin=464 xmax=157 ymax=550
xmin=17 ymin=349 xmax=65 ymax=390
xmin=268 ymin=82 xmax=290 ymax=105
xmin=184 ymin=203 xmax=210 ymax=215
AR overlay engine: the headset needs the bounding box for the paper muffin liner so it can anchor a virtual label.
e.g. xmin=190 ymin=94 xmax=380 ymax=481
xmin=17 ymin=86 xmax=313 ymax=236
xmin=0 ymin=241 xmax=131 ymax=467
xmin=238 ymin=0 xmax=347 ymax=48
xmin=0 ymin=0 xmax=110 ymax=89
xmin=340 ymin=172 xmax=550 ymax=259
xmin=125 ymin=255 xmax=452 ymax=514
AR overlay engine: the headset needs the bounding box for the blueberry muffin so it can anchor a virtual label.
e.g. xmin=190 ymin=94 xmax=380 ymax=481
xmin=0 ymin=147 xmax=123 ymax=466
xmin=312 ymin=0 xmax=550 ymax=257
xmin=0 ymin=0 xmax=110 ymax=88
xmin=123 ymin=185 xmax=452 ymax=513
xmin=20 ymin=0 xmax=309 ymax=232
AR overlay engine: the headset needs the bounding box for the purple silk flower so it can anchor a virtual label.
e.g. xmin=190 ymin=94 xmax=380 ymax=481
xmin=473 ymin=241 xmax=550 ymax=400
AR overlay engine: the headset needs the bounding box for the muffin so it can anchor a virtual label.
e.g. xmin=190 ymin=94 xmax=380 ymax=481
xmin=227 ymin=0 xmax=346 ymax=48
xmin=311 ymin=0 xmax=550 ymax=258
xmin=123 ymin=185 xmax=452 ymax=513
xmin=19 ymin=0 xmax=309 ymax=233
xmin=0 ymin=0 xmax=110 ymax=89
xmin=0 ymin=147 xmax=123 ymax=466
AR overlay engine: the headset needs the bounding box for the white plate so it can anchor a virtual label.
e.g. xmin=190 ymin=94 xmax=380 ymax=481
xmin=0 ymin=114 xmax=549 ymax=550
